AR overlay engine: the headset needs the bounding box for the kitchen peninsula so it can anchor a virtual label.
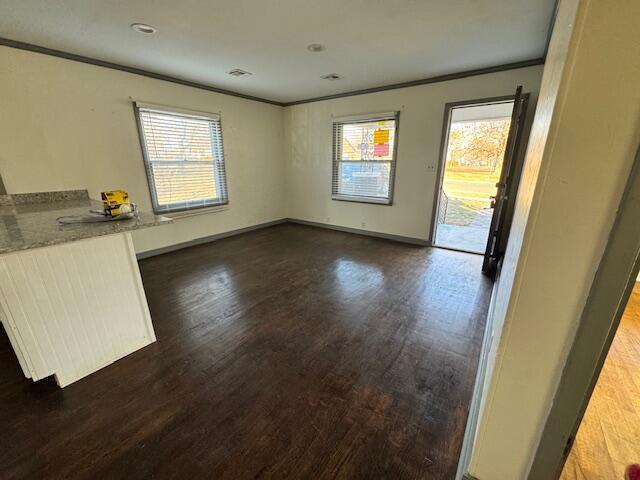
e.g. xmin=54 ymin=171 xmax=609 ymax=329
xmin=0 ymin=189 xmax=171 ymax=387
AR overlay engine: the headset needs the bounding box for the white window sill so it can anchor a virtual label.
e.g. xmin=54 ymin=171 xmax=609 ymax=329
xmin=163 ymin=205 xmax=229 ymax=219
xmin=332 ymin=195 xmax=392 ymax=205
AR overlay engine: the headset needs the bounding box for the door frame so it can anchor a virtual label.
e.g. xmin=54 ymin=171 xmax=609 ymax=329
xmin=528 ymin=145 xmax=640 ymax=479
xmin=429 ymin=95 xmax=518 ymax=251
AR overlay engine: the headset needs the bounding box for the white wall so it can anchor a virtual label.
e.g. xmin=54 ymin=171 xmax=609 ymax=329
xmin=283 ymin=66 xmax=543 ymax=241
xmin=1 ymin=45 xmax=544 ymax=254
xmin=469 ymin=0 xmax=640 ymax=477
xmin=0 ymin=46 xmax=286 ymax=254
xmin=2 ymin=8 xmax=637 ymax=476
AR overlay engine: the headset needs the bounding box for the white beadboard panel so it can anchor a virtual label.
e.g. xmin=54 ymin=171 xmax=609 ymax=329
xmin=0 ymin=303 xmax=31 ymax=378
xmin=0 ymin=257 xmax=51 ymax=378
xmin=123 ymin=233 xmax=156 ymax=342
xmin=0 ymin=232 xmax=156 ymax=387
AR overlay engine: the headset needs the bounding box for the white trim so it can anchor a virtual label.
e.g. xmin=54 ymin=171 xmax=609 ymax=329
xmin=331 ymin=194 xmax=391 ymax=205
xmin=165 ymin=204 xmax=229 ymax=219
xmin=134 ymin=101 xmax=221 ymax=121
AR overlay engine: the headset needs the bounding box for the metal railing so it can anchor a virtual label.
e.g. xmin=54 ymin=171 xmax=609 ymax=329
xmin=438 ymin=190 xmax=449 ymax=224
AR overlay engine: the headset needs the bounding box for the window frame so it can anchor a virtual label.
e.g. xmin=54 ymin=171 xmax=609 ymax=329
xmin=331 ymin=111 xmax=400 ymax=206
xmin=133 ymin=102 xmax=229 ymax=214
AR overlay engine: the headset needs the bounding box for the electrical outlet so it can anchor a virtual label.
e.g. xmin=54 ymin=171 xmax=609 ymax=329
xmin=427 ymin=164 xmax=436 ymax=171
xmin=361 ymin=222 xmax=366 ymax=228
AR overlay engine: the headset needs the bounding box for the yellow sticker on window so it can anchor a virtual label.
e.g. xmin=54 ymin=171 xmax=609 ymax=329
xmin=374 ymin=128 xmax=389 ymax=145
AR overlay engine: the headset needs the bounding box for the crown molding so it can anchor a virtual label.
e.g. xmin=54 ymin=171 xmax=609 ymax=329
xmin=0 ymin=37 xmax=284 ymax=106
xmin=283 ymin=58 xmax=544 ymax=106
xmin=1 ymin=37 xmax=544 ymax=108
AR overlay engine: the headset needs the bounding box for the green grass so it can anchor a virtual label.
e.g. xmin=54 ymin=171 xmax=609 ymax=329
xmin=444 ymin=171 xmax=500 ymax=182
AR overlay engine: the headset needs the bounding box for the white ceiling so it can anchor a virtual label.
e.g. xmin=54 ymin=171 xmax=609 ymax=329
xmin=0 ymin=0 xmax=556 ymax=104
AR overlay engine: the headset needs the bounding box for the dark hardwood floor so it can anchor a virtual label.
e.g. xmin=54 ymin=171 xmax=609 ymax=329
xmin=0 ymin=224 xmax=492 ymax=479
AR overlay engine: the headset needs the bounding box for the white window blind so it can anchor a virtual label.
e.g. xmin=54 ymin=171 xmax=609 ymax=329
xmin=135 ymin=103 xmax=228 ymax=213
xmin=332 ymin=113 xmax=399 ymax=204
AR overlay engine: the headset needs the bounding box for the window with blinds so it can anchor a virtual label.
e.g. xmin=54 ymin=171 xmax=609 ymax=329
xmin=332 ymin=113 xmax=399 ymax=205
xmin=135 ymin=103 xmax=228 ymax=213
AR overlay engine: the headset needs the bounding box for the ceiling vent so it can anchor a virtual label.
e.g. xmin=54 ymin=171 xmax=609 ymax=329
xmin=130 ymin=23 xmax=157 ymax=34
xmin=307 ymin=43 xmax=326 ymax=53
xmin=227 ymin=68 xmax=252 ymax=77
xmin=321 ymin=73 xmax=342 ymax=81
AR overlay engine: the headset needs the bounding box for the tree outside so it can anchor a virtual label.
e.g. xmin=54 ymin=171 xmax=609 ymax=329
xmin=440 ymin=118 xmax=511 ymax=226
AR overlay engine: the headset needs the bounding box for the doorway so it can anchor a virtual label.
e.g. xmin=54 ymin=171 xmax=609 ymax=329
xmin=432 ymin=98 xmax=515 ymax=254
xmin=561 ymin=280 xmax=640 ymax=479
xmin=527 ymin=146 xmax=640 ymax=480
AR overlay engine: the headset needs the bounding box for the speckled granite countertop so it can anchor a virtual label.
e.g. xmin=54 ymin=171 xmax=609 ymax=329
xmin=0 ymin=190 xmax=172 ymax=255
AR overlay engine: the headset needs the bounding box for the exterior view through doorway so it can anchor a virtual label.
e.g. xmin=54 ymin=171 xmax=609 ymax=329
xmin=432 ymin=99 xmax=515 ymax=254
